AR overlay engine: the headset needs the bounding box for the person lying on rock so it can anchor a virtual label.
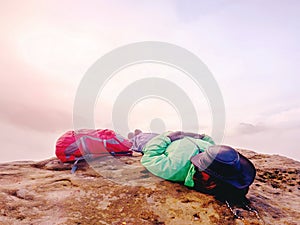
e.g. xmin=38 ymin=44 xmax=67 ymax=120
xmin=138 ymin=131 xmax=256 ymax=203
xmin=128 ymin=129 xmax=214 ymax=157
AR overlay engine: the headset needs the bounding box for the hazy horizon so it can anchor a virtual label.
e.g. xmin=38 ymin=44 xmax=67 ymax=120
xmin=0 ymin=0 xmax=299 ymax=162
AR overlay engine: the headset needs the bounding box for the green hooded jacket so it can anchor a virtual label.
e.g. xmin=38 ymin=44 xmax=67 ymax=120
xmin=141 ymin=132 xmax=215 ymax=187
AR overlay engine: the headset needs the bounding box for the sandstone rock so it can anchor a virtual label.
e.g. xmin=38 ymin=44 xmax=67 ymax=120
xmin=0 ymin=150 xmax=299 ymax=225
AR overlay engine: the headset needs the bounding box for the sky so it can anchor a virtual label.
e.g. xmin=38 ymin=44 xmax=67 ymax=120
xmin=0 ymin=0 xmax=299 ymax=162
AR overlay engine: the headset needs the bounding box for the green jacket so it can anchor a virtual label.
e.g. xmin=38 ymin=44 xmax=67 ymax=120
xmin=141 ymin=132 xmax=215 ymax=187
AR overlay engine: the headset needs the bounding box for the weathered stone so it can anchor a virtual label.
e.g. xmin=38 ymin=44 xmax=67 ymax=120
xmin=0 ymin=149 xmax=299 ymax=225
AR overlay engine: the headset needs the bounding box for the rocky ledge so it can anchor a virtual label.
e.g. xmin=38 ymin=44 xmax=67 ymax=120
xmin=0 ymin=149 xmax=299 ymax=225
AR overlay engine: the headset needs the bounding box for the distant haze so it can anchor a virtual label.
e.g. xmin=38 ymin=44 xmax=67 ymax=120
xmin=0 ymin=1 xmax=299 ymax=162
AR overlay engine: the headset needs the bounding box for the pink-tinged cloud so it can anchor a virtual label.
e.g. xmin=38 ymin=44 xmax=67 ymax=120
xmin=0 ymin=0 xmax=300 ymax=162
xmin=0 ymin=51 xmax=72 ymax=133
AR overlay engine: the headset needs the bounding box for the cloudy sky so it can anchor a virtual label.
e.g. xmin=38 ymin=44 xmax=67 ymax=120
xmin=0 ymin=0 xmax=299 ymax=162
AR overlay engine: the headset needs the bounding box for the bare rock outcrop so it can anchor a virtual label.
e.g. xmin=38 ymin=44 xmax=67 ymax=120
xmin=0 ymin=149 xmax=299 ymax=225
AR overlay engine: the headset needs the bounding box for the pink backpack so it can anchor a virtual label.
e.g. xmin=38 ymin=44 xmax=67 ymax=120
xmin=55 ymin=129 xmax=133 ymax=172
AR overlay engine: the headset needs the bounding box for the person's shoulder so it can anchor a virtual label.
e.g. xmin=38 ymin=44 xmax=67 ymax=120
xmin=201 ymin=134 xmax=215 ymax=145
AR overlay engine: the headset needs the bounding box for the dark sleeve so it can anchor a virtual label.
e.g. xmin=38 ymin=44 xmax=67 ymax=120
xmin=167 ymin=131 xmax=205 ymax=142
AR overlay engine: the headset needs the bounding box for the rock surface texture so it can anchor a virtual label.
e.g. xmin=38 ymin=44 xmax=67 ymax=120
xmin=0 ymin=149 xmax=299 ymax=225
